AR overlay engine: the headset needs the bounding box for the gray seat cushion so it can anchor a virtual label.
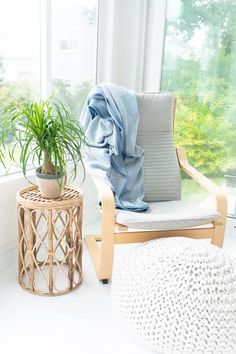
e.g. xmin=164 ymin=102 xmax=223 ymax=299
xmin=116 ymin=201 xmax=220 ymax=230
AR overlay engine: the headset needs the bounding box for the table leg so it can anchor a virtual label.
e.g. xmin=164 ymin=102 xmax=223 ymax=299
xmin=30 ymin=211 xmax=37 ymax=264
xmin=66 ymin=208 xmax=74 ymax=290
xmin=48 ymin=210 xmax=54 ymax=294
xmin=76 ymin=203 xmax=83 ymax=273
xmin=18 ymin=204 xmax=25 ymax=277
xmin=27 ymin=208 xmax=35 ymax=292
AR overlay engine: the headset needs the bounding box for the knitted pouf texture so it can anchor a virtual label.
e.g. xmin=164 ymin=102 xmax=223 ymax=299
xmin=111 ymin=237 xmax=236 ymax=354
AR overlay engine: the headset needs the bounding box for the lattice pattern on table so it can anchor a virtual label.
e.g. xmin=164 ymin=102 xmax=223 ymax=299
xmin=18 ymin=185 xmax=82 ymax=209
xmin=17 ymin=185 xmax=83 ymax=296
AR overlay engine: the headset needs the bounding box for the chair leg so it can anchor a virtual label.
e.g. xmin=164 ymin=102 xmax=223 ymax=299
xmin=211 ymin=191 xmax=227 ymax=248
xmin=211 ymin=223 xmax=225 ymax=248
xmin=99 ymin=228 xmax=115 ymax=280
xmin=85 ymin=231 xmax=115 ymax=281
xmin=85 ymin=235 xmax=101 ymax=277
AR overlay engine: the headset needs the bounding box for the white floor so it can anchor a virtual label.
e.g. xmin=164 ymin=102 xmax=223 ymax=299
xmin=0 ymin=219 xmax=236 ymax=354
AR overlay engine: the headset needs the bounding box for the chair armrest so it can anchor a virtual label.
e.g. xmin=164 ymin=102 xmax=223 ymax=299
xmin=177 ymin=147 xmax=221 ymax=194
xmin=176 ymin=147 xmax=227 ymax=220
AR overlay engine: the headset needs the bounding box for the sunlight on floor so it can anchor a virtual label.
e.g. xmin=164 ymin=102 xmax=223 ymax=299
xmin=0 ymin=218 xmax=235 ymax=354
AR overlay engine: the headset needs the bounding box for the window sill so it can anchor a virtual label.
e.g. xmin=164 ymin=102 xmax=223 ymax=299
xmin=0 ymin=169 xmax=35 ymax=185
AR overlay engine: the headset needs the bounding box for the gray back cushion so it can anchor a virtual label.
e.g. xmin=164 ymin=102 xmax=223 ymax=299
xmin=136 ymin=92 xmax=181 ymax=202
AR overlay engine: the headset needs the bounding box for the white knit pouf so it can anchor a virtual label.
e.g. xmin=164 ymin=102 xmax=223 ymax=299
xmin=111 ymin=237 xmax=236 ymax=353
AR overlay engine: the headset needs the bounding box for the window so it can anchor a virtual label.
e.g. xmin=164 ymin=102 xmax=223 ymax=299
xmin=161 ymin=0 xmax=236 ymax=216
xmin=0 ymin=0 xmax=98 ymax=176
xmin=0 ymin=1 xmax=40 ymax=94
xmin=51 ymin=0 xmax=98 ymax=118
xmin=0 ymin=0 xmax=40 ymax=175
xmin=59 ymin=30 xmax=80 ymax=50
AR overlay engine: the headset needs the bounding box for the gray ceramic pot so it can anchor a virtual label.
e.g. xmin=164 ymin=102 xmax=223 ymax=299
xmin=36 ymin=167 xmax=66 ymax=199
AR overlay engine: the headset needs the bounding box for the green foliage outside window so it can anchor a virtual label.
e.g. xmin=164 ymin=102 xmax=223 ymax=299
xmin=162 ymin=0 xmax=236 ymax=177
xmin=52 ymin=80 xmax=92 ymax=118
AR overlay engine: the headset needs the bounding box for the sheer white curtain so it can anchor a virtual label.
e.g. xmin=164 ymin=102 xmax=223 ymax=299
xmin=96 ymin=0 xmax=166 ymax=91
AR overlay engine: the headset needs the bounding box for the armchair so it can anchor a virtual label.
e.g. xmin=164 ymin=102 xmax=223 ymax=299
xmin=85 ymin=93 xmax=227 ymax=282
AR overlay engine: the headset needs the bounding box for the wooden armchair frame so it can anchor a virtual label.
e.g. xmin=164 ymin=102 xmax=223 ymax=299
xmin=86 ymin=146 xmax=227 ymax=282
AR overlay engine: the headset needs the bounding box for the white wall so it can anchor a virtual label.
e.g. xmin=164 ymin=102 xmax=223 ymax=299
xmin=97 ymin=0 xmax=167 ymax=91
xmin=0 ymin=166 xmax=99 ymax=271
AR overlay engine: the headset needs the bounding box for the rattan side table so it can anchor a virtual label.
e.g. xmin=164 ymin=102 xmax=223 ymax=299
xmin=17 ymin=185 xmax=83 ymax=296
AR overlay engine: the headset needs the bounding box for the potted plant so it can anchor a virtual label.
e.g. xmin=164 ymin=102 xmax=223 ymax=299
xmin=0 ymin=95 xmax=87 ymax=198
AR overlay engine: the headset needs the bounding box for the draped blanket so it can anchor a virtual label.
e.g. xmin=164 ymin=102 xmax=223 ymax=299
xmin=80 ymin=83 xmax=148 ymax=211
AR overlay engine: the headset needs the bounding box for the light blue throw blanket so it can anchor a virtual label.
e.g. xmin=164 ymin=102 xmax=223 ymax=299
xmin=80 ymin=83 xmax=148 ymax=211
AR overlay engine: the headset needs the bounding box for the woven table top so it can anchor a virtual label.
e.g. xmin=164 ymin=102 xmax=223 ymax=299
xmin=17 ymin=185 xmax=83 ymax=210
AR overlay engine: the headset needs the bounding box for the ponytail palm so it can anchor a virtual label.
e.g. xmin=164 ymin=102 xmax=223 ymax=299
xmin=0 ymin=96 xmax=87 ymax=182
